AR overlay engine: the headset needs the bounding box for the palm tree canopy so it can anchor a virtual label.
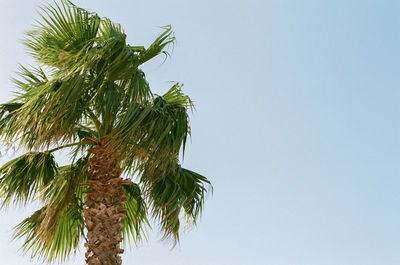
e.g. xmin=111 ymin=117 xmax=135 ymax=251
xmin=0 ymin=0 xmax=211 ymax=262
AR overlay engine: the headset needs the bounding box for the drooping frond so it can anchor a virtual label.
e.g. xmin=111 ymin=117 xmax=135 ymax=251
xmin=121 ymin=182 xmax=149 ymax=246
xmin=118 ymin=83 xmax=193 ymax=174
xmin=140 ymin=161 xmax=211 ymax=242
xmin=161 ymin=83 xmax=194 ymax=110
xmin=121 ymin=69 xmax=153 ymax=106
xmin=0 ymin=152 xmax=58 ymax=208
xmin=13 ymin=157 xmax=89 ymax=262
xmin=14 ymin=202 xmax=84 ymax=262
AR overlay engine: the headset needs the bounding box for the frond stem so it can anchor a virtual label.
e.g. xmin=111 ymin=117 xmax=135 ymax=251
xmin=46 ymin=142 xmax=82 ymax=153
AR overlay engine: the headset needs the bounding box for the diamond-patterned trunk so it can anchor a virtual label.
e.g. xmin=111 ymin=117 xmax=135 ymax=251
xmin=83 ymin=140 xmax=130 ymax=265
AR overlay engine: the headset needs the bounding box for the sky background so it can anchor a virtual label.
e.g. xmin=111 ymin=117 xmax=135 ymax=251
xmin=0 ymin=0 xmax=399 ymax=264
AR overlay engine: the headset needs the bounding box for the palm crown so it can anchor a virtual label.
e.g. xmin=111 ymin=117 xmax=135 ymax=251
xmin=0 ymin=0 xmax=211 ymax=263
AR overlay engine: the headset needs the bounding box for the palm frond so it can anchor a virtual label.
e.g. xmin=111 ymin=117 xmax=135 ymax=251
xmin=98 ymin=17 xmax=124 ymax=40
xmin=118 ymin=83 xmax=193 ymax=174
xmin=141 ymin=161 xmax=211 ymax=242
xmin=135 ymin=25 xmax=175 ymax=66
xmin=13 ymin=157 xmax=89 ymax=262
xmin=161 ymin=83 xmax=194 ymax=111
xmin=25 ymin=0 xmax=100 ymax=68
xmin=12 ymin=64 xmax=49 ymax=92
xmin=120 ymin=69 xmax=153 ymax=105
xmin=14 ymin=202 xmax=84 ymax=262
xmin=8 ymin=64 xmax=96 ymax=149
xmin=0 ymin=152 xmax=58 ymax=208
xmin=0 ymin=102 xmax=23 ymax=140
xmin=121 ymin=182 xmax=149 ymax=247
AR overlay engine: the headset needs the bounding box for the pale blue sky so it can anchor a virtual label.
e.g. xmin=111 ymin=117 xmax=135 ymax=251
xmin=0 ymin=0 xmax=399 ymax=265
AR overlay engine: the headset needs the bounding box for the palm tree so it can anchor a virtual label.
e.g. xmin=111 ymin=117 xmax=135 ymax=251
xmin=0 ymin=1 xmax=211 ymax=264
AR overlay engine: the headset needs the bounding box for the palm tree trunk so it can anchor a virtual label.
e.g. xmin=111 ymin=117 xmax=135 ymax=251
xmin=83 ymin=140 xmax=129 ymax=265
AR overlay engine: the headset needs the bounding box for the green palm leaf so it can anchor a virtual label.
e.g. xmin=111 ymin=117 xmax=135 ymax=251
xmin=122 ymin=183 xmax=149 ymax=246
xmin=14 ymin=202 xmax=84 ymax=262
xmin=0 ymin=152 xmax=58 ymax=208
xmin=13 ymin=158 xmax=88 ymax=262
xmin=25 ymin=0 xmax=100 ymax=68
xmin=141 ymin=161 xmax=211 ymax=242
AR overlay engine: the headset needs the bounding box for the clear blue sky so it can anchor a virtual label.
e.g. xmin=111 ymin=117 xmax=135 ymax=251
xmin=0 ymin=0 xmax=399 ymax=264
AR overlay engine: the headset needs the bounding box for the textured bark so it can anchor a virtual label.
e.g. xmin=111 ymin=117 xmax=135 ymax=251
xmin=82 ymin=140 xmax=131 ymax=265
